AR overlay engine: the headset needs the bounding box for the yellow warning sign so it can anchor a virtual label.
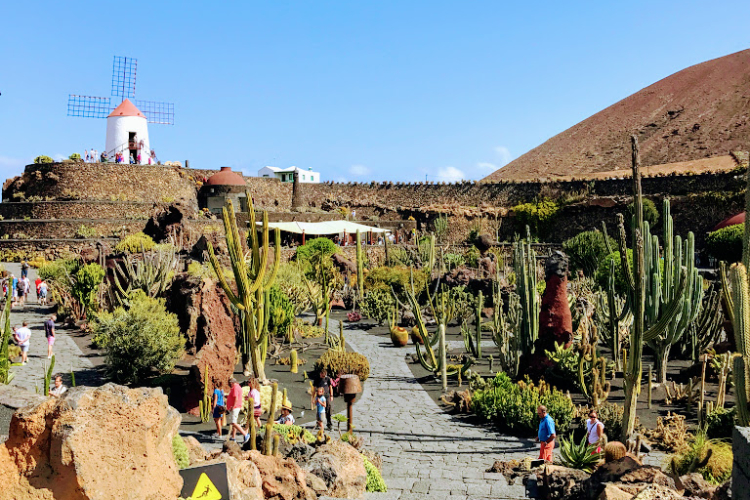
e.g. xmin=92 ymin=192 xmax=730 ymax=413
xmin=190 ymin=472 xmax=222 ymax=500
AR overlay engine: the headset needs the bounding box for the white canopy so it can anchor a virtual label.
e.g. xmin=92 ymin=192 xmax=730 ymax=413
xmin=256 ymin=220 xmax=390 ymax=235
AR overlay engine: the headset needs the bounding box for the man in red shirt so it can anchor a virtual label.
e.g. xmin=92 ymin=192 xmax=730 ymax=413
xmin=34 ymin=277 xmax=42 ymax=301
xmin=226 ymin=378 xmax=249 ymax=443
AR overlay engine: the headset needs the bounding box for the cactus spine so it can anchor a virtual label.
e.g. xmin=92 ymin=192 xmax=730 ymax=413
xmin=290 ymin=350 xmax=298 ymax=374
xmin=513 ymin=226 xmax=539 ymax=360
xmin=208 ymin=194 xmax=281 ymax=380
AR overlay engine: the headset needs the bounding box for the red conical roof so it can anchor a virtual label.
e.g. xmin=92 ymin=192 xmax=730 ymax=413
xmin=713 ymin=212 xmax=745 ymax=231
xmin=108 ymin=99 xmax=146 ymax=119
xmin=205 ymin=167 xmax=246 ymax=186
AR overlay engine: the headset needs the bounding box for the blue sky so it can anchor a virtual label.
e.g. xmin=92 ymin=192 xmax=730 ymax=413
xmin=1 ymin=1 xmax=749 ymax=183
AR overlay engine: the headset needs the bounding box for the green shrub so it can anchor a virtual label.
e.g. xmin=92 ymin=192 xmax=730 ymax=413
xmin=276 ymin=263 xmax=310 ymax=315
xmin=295 ymin=237 xmax=338 ymax=263
xmin=385 ymin=247 xmax=411 ymax=267
xmin=704 ymin=406 xmax=735 ymax=439
xmin=363 ymin=455 xmax=387 ymax=492
xmin=511 ymin=199 xmax=560 ymax=237
xmin=360 ymin=288 xmax=395 ymax=326
xmin=471 ymin=373 xmax=574 ymax=436
xmin=75 ymin=224 xmax=99 ymax=239
xmin=595 ymin=250 xmax=632 ymax=295
xmin=33 ymin=155 xmax=54 ymax=164
xmin=71 ymin=263 xmax=105 ymax=318
xmin=668 ymin=431 xmax=732 ymax=485
xmin=92 ymin=291 xmax=185 ymax=384
xmin=443 ymin=253 xmax=465 ymax=270
xmin=273 ymin=423 xmax=315 ymax=444
xmin=364 ymin=266 xmax=428 ymax=302
xmin=705 ymin=224 xmax=743 ymax=264
xmin=172 ymin=435 xmax=189 ymax=469
xmin=314 ymin=350 xmax=370 ymax=381
xmin=115 ymin=232 xmax=155 ymax=253
xmin=69 ymin=153 xmax=82 ymax=161
xmin=627 ymin=198 xmax=659 ymax=227
xmin=562 ymin=230 xmax=615 ymax=277
xmin=268 ymin=286 xmax=294 ymax=336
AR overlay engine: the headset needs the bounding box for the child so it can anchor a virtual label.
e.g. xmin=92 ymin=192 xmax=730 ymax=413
xmin=315 ymin=386 xmax=327 ymax=431
xmin=247 ymin=377 xmax=262 ymax=429
xmin=276 ymin=404 xmax=295 ymax=425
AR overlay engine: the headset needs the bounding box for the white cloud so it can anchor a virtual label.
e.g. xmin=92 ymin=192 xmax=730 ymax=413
xmin=476 ymin=162 xmax=497 ymax=171
xmin=495 ymin=146 xmax=512 ymax=167
xmin=349 ymin=164 xmax=370 ymax=177
xmin=335 ymin=176 xmax=348 ymax=183
xmin=436 ymin=166 xmax=466 ymax=182
xmin=0 ymin=155 xmax=27 ymax=175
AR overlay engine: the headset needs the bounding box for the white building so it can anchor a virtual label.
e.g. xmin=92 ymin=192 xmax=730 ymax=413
xmin=105 ymin=99 xmax=151 ymax=163
xmin=258 ymin=166 xmax=320 ymax=183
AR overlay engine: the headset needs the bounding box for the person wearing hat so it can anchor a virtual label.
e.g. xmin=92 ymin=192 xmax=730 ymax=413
xmin=276 ymin=404 xmax=295 ymax=425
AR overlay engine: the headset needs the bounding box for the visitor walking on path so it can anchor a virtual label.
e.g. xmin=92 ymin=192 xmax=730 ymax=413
xmin=226 ymin=378 xmax=249 ymax=444
xmin=211 ymin=385 xmax=226 ymax=439
xmin=13 ymin=322 xmax=31 ymax=364
xmin=38 ymin=280 xmax=48 ymax=306
xmin=317 ymin=369 xmax=334 ymax=430
xmin=315 ymin=386 xmax=327 ymax=431
xmin=44 ymin=314 xmax=56 ymax=359
xmin=247 ymin=377 xmax=262 ymax=429
xmin=536 ymin=405 xmax=556 ymax=462
xmin=21 ymin=261 xmax=29 ymax=279
xmin=586 ymin=410 xmax=605 ymax=453
xmin=16 ymin=276 xmax=25 ymax=307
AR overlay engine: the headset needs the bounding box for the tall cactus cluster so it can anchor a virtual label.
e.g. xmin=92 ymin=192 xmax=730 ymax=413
xmin=0 ymin=289 xmax=14 ymax=385
xmin=616 ymin=136 xmax=690 ymax=441
xmin=208 ymin=194 xmax=281 ymax=381
xmin=594 ymin=260 xmax=633 ymax=371
xmin=727 ymin=164 xmax=750 ymax=426
xmin=512 ymin=226 xmax=539 ymax=361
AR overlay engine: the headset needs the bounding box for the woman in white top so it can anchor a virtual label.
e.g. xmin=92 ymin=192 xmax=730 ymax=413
xmin=586 ymin=410 xmax=605 ymax=452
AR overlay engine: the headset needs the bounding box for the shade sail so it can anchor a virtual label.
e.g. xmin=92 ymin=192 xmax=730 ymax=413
xmin=256 ymin=220 xmax=390 ymax=235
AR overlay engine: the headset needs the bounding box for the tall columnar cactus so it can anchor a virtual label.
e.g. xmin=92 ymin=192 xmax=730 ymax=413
xmin=0 ymin=289 xmax=14 ymax=385
xmin=462 ymin=291 xmax=483 ymax=358
xmin=208 ymin=194 xmax=281 ymax=380
xmin=594 ymin=263 xmax=633 ymax=371
xmin=489 ymin=284 xmax=522 ymax=377
xmin=617 ymin=136 xmax=688 ymax=441
xmin=513 ymin=226 xmax=539 ymax=360
xmin=356 ymin=230 xmax=364 ymax=300
xmin=644 ymin=200 xmax=707 ymax=383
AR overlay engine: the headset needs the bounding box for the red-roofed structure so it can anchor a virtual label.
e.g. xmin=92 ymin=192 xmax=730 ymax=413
xmin=108 ymin=99 xmax=146 ymax=119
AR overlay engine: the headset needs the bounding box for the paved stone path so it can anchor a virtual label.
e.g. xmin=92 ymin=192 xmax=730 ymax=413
xmin=328 ymin=320 xmax=532 ymax=500
xmin=3 ymin=263 xmax=94 ymax=395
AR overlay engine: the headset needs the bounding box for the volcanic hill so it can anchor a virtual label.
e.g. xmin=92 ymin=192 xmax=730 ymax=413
xmin=484 ymin=48 xmax=750 ymax=181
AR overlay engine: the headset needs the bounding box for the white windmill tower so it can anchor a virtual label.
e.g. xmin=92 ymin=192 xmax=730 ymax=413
xmin=67 ymin=56 xmax=174 ymax=164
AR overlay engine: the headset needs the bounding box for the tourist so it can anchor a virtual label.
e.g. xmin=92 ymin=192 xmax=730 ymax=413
xmin=21 ymin=260 xmax=29 ymax=279
xmin=16 ymin=276 xmax=26 ymax=307
xmin=22 ymin=276 xmax=30 ymax=305
xmin=92 ymin=149 xmax=98 ymax=163
xmin=276 ymin=404 xmax=295 ymax=425
xmin=586 ymin=410 xmax=605 ymax=453
xmin=49 ymin=375 xmax=67 ymax=398
xmin=85 ymin=150 xmax=90 ymax=163
xmin=13 ymin=322 xmax=31 ymax=364
xmin=34 ymin=276 xmax=41 ymax=298
xmin=226 ymin=377 xmax=250 ymax=443
xmin=38 ymin=280 xmax=48 ymax=306
xmin=315 ymin=386 xmax=327 ymax=431
xmin=211 ymin=384 xmax=226 ymax=439
xmin=317 ymin=369 xmax=334 ymax=431
xmin=10 ymin=274 xmax=17 ymax=306
xmin=536 ymin=405 xmax=556 ymax=463
xmin=129 ymin=153 xmax=135 ymax=164
xmin=247 ymin=377 xmax=262 ymax=429
xmin=44 ymin=314 xmax=56 ymax=359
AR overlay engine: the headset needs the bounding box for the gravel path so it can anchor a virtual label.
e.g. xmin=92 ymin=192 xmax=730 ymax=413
xmin=333 ymin=319 xmax=532 ymax=500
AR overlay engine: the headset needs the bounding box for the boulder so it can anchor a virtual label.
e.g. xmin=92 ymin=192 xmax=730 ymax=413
xmin=678 ymin=473 xmax=716 ymax=499
xmin=222 ymin=439 xmax=244 ymax=460
xmin=204 ymin=455 xmax=263 ymax=500
xmin=583 ymin=456 xmax=676 ymax=500
xmin=166 ymin=275 xmax=239 ymax=415
xmin=618 ymin=484 xmax=683 ymax=500
xmin=183 ymin=435 xmax=208 ymax=465
xmin=596 ymin=484 xmax=632 ymax=500
xmin=304 ymin=440 xmax=366 ymax=499
xmin=247 ymin=450 xmax=316 ymax=500
xmin=306 ymin=474 xmax=328 ymax=496
xmin=0 ymin=384 xmax=182 ymax=500
xmin=473 ymin=233 xmax=495 ymax=253
xmin=540 ymin=464 xmax=590 ymax=500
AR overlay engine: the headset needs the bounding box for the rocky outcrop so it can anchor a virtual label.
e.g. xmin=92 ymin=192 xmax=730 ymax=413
xmin=247 ymin=450 xmax=317 ymax=500
xmin=166 ymin=275 xmax=238 ymax=415
xmin=540 ymin=464 xmax=590 ymax=500
xmin=304 ymin=440 xmax=366 ymax=499
xmin=183 ymin=435 xmax=208 ymax=464
xmin=203 ymin=455 xmax=264 ymax=500
xmin=583 ymin=456 xmax=677 ymax=500
xmin=0 ymin=384 xmax=182 ymax=500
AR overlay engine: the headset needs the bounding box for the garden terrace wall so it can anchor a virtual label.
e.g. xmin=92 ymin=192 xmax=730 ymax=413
xmin=0 ymin=201 xmax=164 ymax=220
xmin=0 ymin=238 xmax=118 ymax=260
xmin=0 ymin=220 xmax=148 ymax=240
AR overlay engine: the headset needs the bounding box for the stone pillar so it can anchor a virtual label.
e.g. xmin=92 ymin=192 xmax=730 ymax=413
xmin=734 ymin=426 xmax=750 ymax=499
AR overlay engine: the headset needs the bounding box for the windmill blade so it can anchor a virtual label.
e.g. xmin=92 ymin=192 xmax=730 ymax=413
xmin=111 ymin=56 xmax=137 ymax=99
xmin=67 ymin=95 xmax=111 ymax=118
xmin=134 ymin=100 xmax=174 ymax=125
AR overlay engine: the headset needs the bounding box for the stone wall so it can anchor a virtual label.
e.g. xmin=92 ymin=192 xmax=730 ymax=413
xmin=0 ymin=220 xmax=148 ymax=240
xmin=0 ymin=201 xmax=162 ymax=220
xmin=735 ymin=426 xmax=750 ymax=500
xmin=0 ymin=239 xmax=117 ymax=260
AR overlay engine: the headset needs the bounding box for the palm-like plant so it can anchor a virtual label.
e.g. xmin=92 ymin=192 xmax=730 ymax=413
xmin=558 ymin=434 xmax=603 ymax=473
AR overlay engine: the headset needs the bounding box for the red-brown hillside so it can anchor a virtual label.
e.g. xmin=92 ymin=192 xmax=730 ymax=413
xmin=485 ymin=49 xmax=750 ymax=181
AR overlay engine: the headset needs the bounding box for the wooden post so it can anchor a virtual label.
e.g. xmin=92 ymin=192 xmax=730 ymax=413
xmin=302 ymin=230 xmax=306 ymax=245
xmin=440 ymin=324 xmax=447 ymax=392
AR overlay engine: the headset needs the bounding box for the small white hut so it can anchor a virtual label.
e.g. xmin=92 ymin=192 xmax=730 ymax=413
xmin=105 ymin=99 xmax=151 ymax=163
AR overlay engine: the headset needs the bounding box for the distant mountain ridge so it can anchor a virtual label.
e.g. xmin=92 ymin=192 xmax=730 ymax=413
xmin=484 ymin=49 xmax=750 ymax=181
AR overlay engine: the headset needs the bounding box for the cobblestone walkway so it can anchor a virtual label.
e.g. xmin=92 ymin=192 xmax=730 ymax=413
xmin=332 ymin=320 xmax=532 ymax=500
xmin=3 ymin=263 xmax=94 ymax=394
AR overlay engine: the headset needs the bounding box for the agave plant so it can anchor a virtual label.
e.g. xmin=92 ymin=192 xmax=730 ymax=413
xmin=558 ymin=434 xmax=602 ymax=473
